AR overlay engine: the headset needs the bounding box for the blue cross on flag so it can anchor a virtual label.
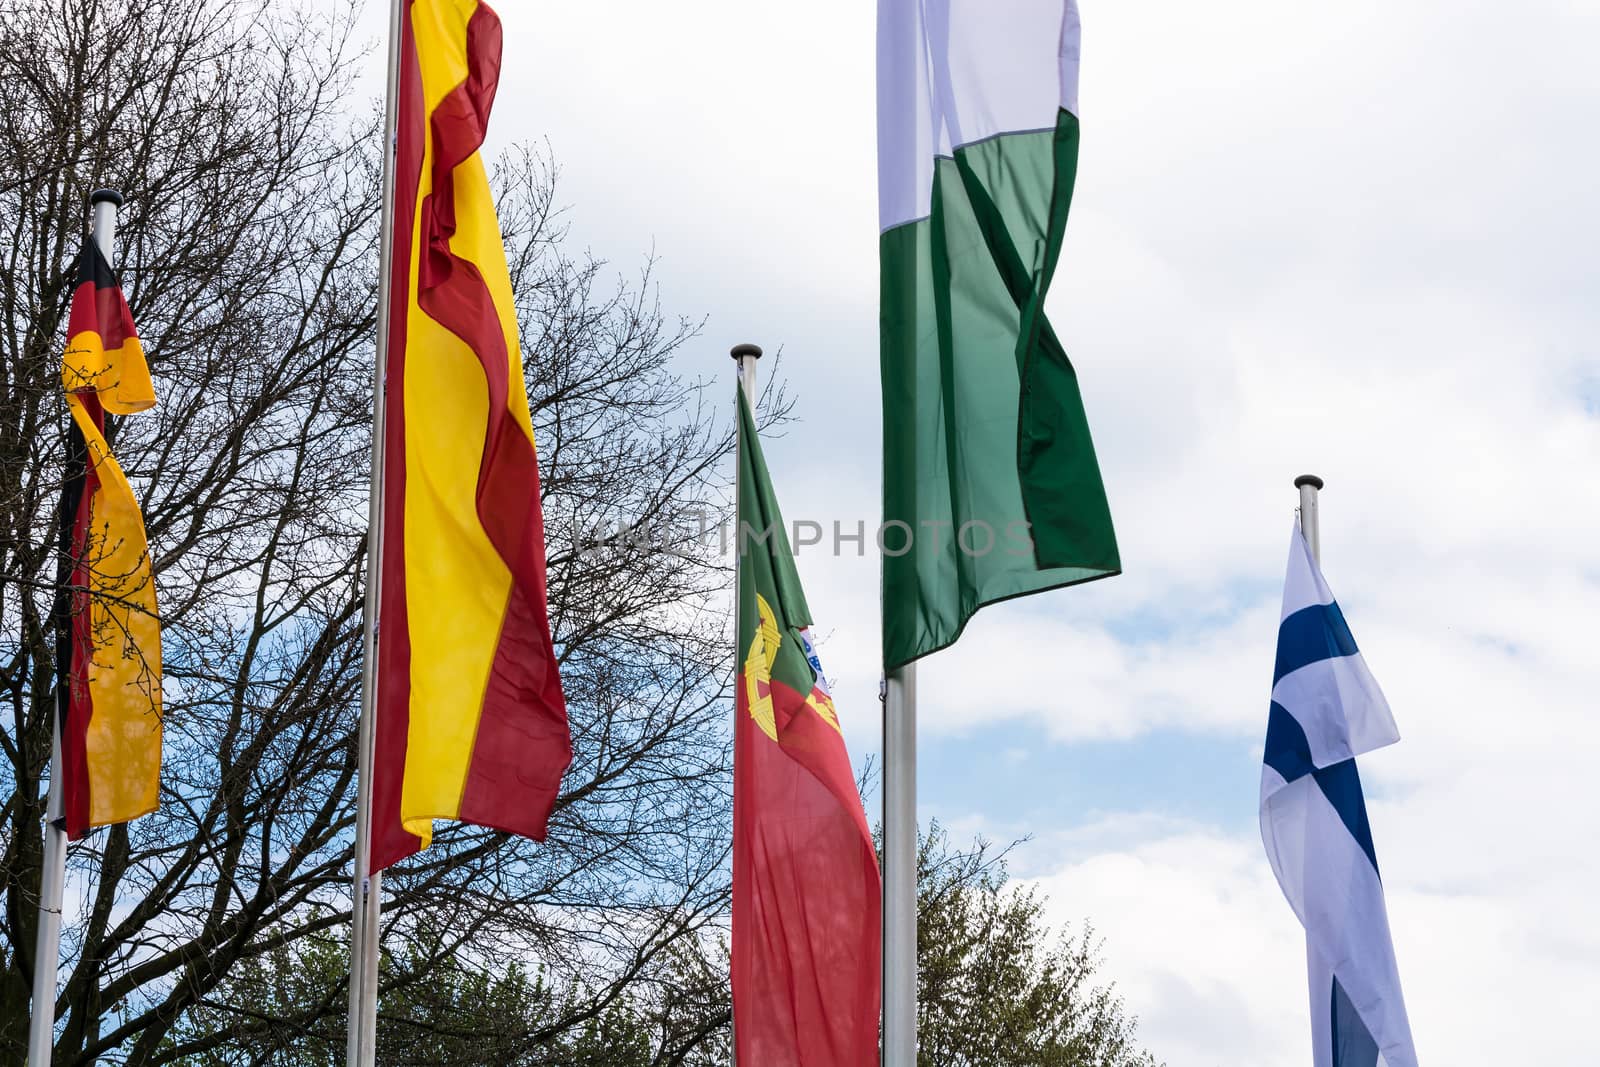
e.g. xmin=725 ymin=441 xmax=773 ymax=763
xmin=1260 ymin=522 xmax=1420 ymax=1067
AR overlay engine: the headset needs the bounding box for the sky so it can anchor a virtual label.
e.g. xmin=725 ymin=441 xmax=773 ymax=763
xmin=349 ymin=1 xmax=1598 ymax=1063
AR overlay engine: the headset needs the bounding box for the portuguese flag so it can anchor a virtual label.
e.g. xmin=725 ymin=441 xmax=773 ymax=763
xmin=878 ymin=0 xmax=1120 ymax=670
xmin=57 ymin=235 xmax=163 ymax=840
xmin=731 ymin=384 xmax=881 ymax=1067
xmin=370 ymin=0 xmax=570 ymax=872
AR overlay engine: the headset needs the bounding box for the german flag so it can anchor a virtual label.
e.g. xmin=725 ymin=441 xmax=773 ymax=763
xmin=731 ymin=385 xmax=881 ymax=1066
xmin=56 ymin=235 xmax=162 ymax=840
xmin=370 ymin=0 xmax=571 ymax=872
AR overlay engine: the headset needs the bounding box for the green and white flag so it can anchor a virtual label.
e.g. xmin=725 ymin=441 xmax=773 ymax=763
xmin=878 ymin=0 xmax=1120 ymax=670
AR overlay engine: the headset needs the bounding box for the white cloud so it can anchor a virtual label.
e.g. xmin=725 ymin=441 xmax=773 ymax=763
xmin=1020 ymin=806 xmax=1600 ymax=1067
xmin=1025 ymin=825 xmax=1306 ymax=1067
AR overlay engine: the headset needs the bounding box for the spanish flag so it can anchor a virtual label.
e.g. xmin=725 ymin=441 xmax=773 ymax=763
xmin=57 ymin=236 xmax=162 ymax=840
xmin=370 ymin=0 xmax=571 ymax=872
xmin=731 ymin=384 xmax=881 ymax=1066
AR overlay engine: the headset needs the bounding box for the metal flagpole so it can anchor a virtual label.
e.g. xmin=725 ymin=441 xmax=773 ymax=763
xmin=732 ymin=343 xmax=764 ymax=1067
xmin=731 ymin=342 xmax=761 ymax=403
xmin=882 ymin=662 xmax=915 ymax=1066
xmin=1296 ymin=474 xmax=1324 ymax=563
xmin=26 ymin=709 xmax=67 ymax=1067
xmin=347 ymin=0 xmax=405 ymax=1063
xmin=28 ymin=186 xmax=124 ymax=1067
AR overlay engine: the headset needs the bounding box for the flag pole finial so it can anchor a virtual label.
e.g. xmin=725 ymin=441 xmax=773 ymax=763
xmin=89 ymin=188 xmax=124 ymax=207
xmin=1294 ymin=475 xmax=1324 ymax=563
xmin=731 ymin=344 xmax=762 ymax=402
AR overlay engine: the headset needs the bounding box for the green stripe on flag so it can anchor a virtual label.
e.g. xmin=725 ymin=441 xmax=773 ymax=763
xmin=737 ymin=385 xmax=817 ymax=699
xmin=881 ymin=109 xmax=1119 ymax=671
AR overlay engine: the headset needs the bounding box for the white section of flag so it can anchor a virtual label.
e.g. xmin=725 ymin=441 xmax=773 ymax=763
xmin=1274 ymin=654 xmax=1397 ymax=769
xmin=798 ymin=627 xmax=831 ymax=697
xmin=1265 ymin=773 xmax=1414 ymax=1067
xmin=877 ymin=0 xmax=1083 ymax=230
xmin=1272 ymin=528 xmax=1399 ymax=773
xmin=1280 ymin=527 xmax=1333 ymax=619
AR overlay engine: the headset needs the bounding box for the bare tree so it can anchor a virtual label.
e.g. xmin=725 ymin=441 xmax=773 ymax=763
xmin=0 ymin=1 xmax=742 ymax=1063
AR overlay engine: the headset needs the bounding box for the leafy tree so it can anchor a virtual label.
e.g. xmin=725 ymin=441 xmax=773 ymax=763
xmin=157 ymin=922 xmax=728 ymax=1066
xmin=916 ymin=824 xmax=1163 ymax=1067
xmin=154 ymin=825 xmax=1163 ymax=1066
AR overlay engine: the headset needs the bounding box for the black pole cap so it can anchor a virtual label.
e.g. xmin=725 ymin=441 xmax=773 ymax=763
xmin=729 ymin=343 xmax=763 ymax=361
xmin=1294 ymin=474 xmax=1325 ymax=490
xmin=89 ymin=188 xmax=125 ymax=207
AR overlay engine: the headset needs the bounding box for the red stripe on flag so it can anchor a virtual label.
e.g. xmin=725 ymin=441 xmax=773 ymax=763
xmin=67 ymin=250 xmax=139 ymax=355
xmin=732 ymin=675 xmax=882 ymax=1066
xmin=61 ymin=394 xmax=105 ymax=840
xmin=370 ymin=1 xmax=427 ymax=874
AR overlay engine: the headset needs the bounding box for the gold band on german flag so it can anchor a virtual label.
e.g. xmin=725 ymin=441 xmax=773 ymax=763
xmin=57 ymin=237 xmax=162 ymax=840
xmin=370 ymin=0 xmax=571 ymax=872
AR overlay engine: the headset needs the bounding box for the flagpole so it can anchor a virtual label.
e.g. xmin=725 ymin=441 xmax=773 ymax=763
xmin=28 ymin=187 xmax=125 ymax=1067
xmin=882 ymin=661 xmax=916 ymax=1066
xmin=727 ymin=343 xmax=761 ymax=1067
xmin=1296 ymin=474 xmax=1324 ymax=563
xmin=731 ymin=343 xmax=761 ymax=404
xmin=26 ymin=709 xmax=66 ymax=1067
xmin=347 ymin=1 xmax=405 ymax=1063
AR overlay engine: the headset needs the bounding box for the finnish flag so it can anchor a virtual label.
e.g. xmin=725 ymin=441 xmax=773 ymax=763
xmin=1261 ymin=524 xmax=1419 ymax=1067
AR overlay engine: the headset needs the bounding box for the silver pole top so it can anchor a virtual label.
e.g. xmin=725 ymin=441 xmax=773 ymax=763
xmin=1295 ymin=474 xmax=1323 ymax=563
xmin=731 ymin=344 xmax=762 ymax=402
xmin=89 ymin=189 xmax=124 ymax=263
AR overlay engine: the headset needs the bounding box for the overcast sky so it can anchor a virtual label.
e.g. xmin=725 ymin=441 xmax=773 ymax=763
xmin=351 ymin=1 xmax=1598 ymax=1062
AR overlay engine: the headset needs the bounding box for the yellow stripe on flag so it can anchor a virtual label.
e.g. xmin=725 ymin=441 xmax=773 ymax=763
xmin=63 ymin=331 xmax=156 ymax=415
xmin=67 ymin=393 xmax=162 ymax=827
xmin=397 ymin=0 xmax=528 ymax=839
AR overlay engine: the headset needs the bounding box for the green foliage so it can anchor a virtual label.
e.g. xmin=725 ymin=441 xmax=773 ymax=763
xmin=915 ymin=824 xmax=1163 ymax=1067
xmin=159 ymin=923 xmax=725 ymax=1067
xmin=162 ymin=938 xmax=639 ymax=1066
xmin=160 ymin=826 xmax=1164 ymax=1066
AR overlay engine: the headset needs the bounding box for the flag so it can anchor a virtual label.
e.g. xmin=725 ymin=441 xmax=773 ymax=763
xmin=56 ymin=235 xmax=162 ymax=840
xmin=732 ymin=383 xmax=881 ymax=1067
xmin=371 ymin=0 xmax=571 ymax=872
xmin=877 ymin=0 xmax=1119 ymax=670
xmin=1261 ymin=524 xmax=1419 ymax=1067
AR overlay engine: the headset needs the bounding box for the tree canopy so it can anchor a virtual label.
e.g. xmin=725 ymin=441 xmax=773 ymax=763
xmin=916 ymin=824 xmax=1162 ymax=1067
xmin=154 ymin=824 xmax=1162 ymax=1066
